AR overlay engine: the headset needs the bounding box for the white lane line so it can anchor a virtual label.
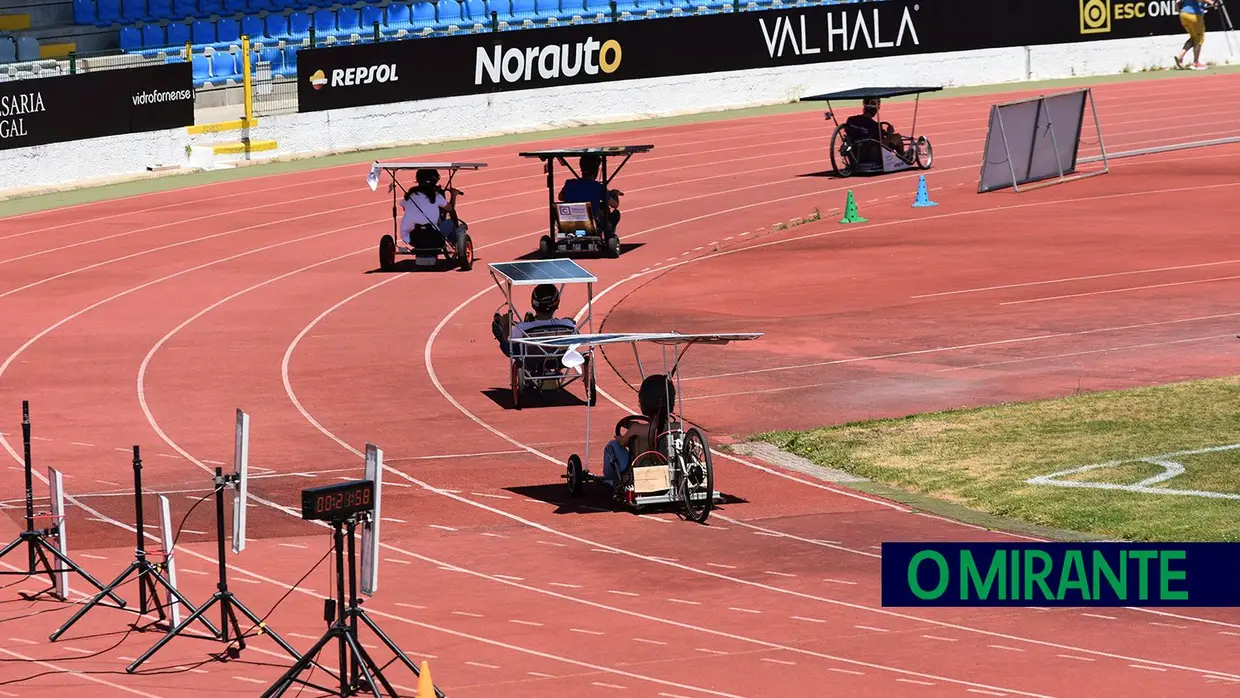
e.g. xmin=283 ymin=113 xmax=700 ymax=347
xmin=729 ymin=607 xmax=762 ymax=614
xmin=791 ymin=616 xmax=825 ymax=623
xmin=761 ymin=658 xmax=796 ymax=666
xmin=452 ymin=611 xmax=483 ymax=618
xmin=763 ymin=570 xmax=796 ymax=577
xmin=1057 ymin=655 xmax=1095 ymax=662
xmin=829 ymin=668 xmax=864 ymax=676
xmin=609 ymin=590 xmax=640 ymax=597
xmin=1131 ymin=665 xmax=1169 ymax=672
xmin=898 ymin=678 xmax=935 ymax=686
xmin=429 ymin=525 xmax=457 ymax=531
xmin=668 ymin=598 xmax=701 ymax=605
xmin=923 ymin=635 xmax=958 ymax=642
xmin=634 ymin=638 xmax=667 ymax=645
xmin=967 ymin=691 xmax=1007 ymax=697
xmin=696 ymin=648 xmax=728 ymax=655
xmin=706 ymin=563 xmax=736 ymax=569
xmin=493 ymin=574 xmax=524 ymax=581
xmin=855 ymin=625 xmax=889 ymax=633
xmin=1081 ymin=613 xmax=1117 ymax=620
xmin=385 ymin=558 xmax=412 ymax=565
xmin=593 ymin=682 xmax=627 ymax=690
xmin=989 ymin=645 xmax=1025 ymax=652
xmin=510 ymin=619 xmax=543 ymax=627
xmin=549 ymin=582 xmax=582 ymax=589
xmin=824 ymin=578 xmax=858 ymax=585
xmin=465 ymin=661 xmax=500 ymax=669
xmin=570 ymin=628 xmax=604 ymax=636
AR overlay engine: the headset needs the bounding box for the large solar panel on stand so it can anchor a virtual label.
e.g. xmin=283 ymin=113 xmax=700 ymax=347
xmin=489 ymin=259 xmax=597 ymax=285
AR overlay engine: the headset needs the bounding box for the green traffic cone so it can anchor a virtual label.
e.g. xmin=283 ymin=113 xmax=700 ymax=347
xmin=839 ymin=190 xmax=867 ymax=224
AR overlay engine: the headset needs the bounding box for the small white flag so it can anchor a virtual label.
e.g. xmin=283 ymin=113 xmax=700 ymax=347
xmin=366 ymin=161 xmax=381 ymax=191
xmin=562 ymin=344 xmax=585 ymax=374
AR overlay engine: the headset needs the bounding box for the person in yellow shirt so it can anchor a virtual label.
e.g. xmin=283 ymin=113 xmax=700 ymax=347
xmin=1175 ymin=0 xmax=1220 ymax=70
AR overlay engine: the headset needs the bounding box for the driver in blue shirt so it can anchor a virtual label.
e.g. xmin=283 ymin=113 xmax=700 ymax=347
xmin=558 ymin=154 xmax=621 ymax=233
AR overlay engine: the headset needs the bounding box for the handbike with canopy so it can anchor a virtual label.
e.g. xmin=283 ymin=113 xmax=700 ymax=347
xmin=488 ymin=259 xmax=599 ymax=409
xmin=517 ymin=146 xmax=653 ymax=259
xmin=800 ymin=86 xmax=940 ymax=177
xmin=367 ymin=161 xmax=486 ymax=271
xmin=509 ymin=331 xmax=762 ymax=523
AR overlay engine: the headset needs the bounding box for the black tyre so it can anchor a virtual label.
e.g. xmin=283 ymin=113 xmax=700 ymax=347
xmin=830 ymin=125 xmax=853 ymax=178
xmin=566 ymin=454 xmax=583 ymax=496
xmin=379 ymin=235 xmax=396 ymax=271
xmin=916 ymin=136 xmax=933 ymax=170
xmin=459 ymin=235 xmax=474 ymax=271
xmin=680 ymin=427 xmax=714 ymax=523
xmin=604 ymin=235 xmax=620 ymax=258
xmin=539 ymin=235 xmax=553 ymax=258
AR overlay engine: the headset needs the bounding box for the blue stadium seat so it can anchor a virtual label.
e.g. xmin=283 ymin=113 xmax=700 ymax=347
xmin=287 ymin=11 xmax=310 ymax=36
xmin=173 ymin=0 xmax=196 ymax=19
xmin=335 ymin=7 xmax=360 ymax=35
xmin=508 ymin=0 xmax=535 ymax=20
xmin=211 ymin=49 xmax=236 ymax=79
xmin=249 ymin=0 xmax=273 ymax=9
xmin=584 ymin=0 xmax=611 ymax=15
xmin=0 ymin=37 xmax=14 ymax=64
xmin=222 ymin=0 xmax=246 ymax=13
xmin=148 ymin=0 xmax=173 ymax=18
xmin=191 ymin=52 xmax=210 ymax=84
xmin=359 ymin=5 xmax=382 ymax=32
xmin=269 ymin=0 xmax=294 ymax=10
xmin=312 ymin=8 xmax=334 ymax=34
xmin=192 ymin=18 xmax=215 ymax=43
xmin=216 ymin=17 xmax=239 ymax=44
xmin=259 ymin=45 xmax=282 ymax=71
xmin=385 ymin=3 xmax=412 ymax=29
xmin=410 ymin=1 xmax=437 ymax=27
xmin=120 ymin=0 xmax=145 ymax=21
xmin=264 ymin=12 xmax=288 ymax=37
xmin=142 ymin=22 xmax=166 ymax=46
xmin=198 ymin=0 xmax=223 ymax=16
xmin=240 ymin=14 xmax=264 ymax=39
xmin=438 ymin=0 xmax=462 ymax=23
xmin=166 ymin=20 xmax=190 ymax=44
xmin=462 ymin=0 xmax=487 ymax=21
xmin=119 ymin=25 xmax=142 ymax=49
xmin=633 ymin=0 xmax=662 ymax=12
xmin=73 ymin=0 xmax=96 ymax=24
xmin=94 ymin=0 xmax=120 ymax=26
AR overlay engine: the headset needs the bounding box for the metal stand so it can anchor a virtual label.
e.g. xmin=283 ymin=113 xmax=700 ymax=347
xmin=51 ymin=446 xmax=213 ymax=640
xmin=261 ymin=516 xmax=443 ymax=698
xmin=126 ymin=467 xmax=301 ymax=672
xmin=0 ymin=401 xmax=124 ymax=606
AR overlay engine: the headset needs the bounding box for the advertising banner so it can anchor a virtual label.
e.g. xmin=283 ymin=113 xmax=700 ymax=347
xmin=297 ymin=0 xmax=1187 ymax=112
xmin=0 ymin=61 xmax=195 ymax=151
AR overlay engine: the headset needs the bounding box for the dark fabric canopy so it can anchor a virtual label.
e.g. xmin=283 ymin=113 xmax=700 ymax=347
xmin=800 ymin=86 xmax=943 ymax=102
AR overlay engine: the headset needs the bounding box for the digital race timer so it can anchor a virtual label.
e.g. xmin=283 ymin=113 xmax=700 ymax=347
xmin=300 ymin=480 xmax=375 ymax=521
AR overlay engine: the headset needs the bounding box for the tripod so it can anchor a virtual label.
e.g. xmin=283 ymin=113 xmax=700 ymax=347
xmin=262 ymin=515 xmax=443 ymax=698
xmin=51 ymin=446 xmax=215 ymax=640
xmin=127 ymin=467 xmax=301 ymax=672
xmin=0 ymin=400 xmax=124 ymax=606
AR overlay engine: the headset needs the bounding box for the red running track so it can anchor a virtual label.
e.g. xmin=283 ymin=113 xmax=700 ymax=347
xmin=0 ymin=71 xmax=1239 ymax=697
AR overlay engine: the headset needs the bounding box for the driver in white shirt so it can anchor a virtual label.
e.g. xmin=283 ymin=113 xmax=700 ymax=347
xmin=399 ymin=169 xmax=463 ymax=249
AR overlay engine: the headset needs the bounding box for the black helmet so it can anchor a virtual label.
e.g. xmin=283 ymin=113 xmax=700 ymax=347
xmin=415 ymin=169 xmax=440 ymax=187
xmin=638 ymin=374 xmax=675 ymax=419
xmin=531 ymin=284 xmax=560 ymax=313
xmin=579 ymin=154 xmax=601 ymax=175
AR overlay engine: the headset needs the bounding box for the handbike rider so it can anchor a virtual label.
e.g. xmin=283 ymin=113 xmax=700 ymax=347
xmin=845 ymin=97 xmax=909 ymax=161
xmin=398 ymin=168 xmax=467 ymax=253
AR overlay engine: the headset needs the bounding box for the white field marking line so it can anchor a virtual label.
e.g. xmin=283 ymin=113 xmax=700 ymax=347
xmin=1082 ymin=613 xmax=1118 ymax=620
xmin=923 ymin=635 xmax=958 ymax=642
xmin=464 ymin=661 xmax=500 ymax=669
xmin=829 ymin=668 xmax=865 ymax=676
xmin=1130 ymin=665 xmax=1169 ymax=672
xmin=1140 ymin=609 xmax=1240 ymax=629
xmin=684 ymin=332 xmax=1235 ymax=403
xmin=729 ymin=607 xmax=762 ymax=614
xmin=911 ymin=258 xmax=1240 ymax=299
xmin=132 ymin=242 xmax=376 ymax=478
xmin=0 ymin=73 xmax=1218 ymax=226
xmin=0 ymin=220 xmax=379 ymax=470
xmin=0 ymin=647 xmax=162 ymax=697
xmin=635 ymin=638 xmax=668 ymax=645
xmin=761 ymin=658 xmax=796 ymax=666
xmin=1026 ymin=444 xmax=1240 ymax=500
xmin=1000 ymin=274 xmax=1240 ymax=306
xmin=0 ymin=204 xmax=385 ymax=303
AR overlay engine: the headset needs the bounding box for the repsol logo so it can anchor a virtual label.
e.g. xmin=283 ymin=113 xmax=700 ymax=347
xmin=330 ymin=63 xmax=400 ymax=87
xmin=475 ymin=38 xmax=622 ymax=85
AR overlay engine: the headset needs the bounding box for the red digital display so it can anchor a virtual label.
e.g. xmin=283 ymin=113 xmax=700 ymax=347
xmin=300 ymin=480 xmax=375 ymax=521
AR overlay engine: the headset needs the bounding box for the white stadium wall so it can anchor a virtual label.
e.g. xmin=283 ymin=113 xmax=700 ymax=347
xmin=0 ymin=33 xmax=1219 ymax=195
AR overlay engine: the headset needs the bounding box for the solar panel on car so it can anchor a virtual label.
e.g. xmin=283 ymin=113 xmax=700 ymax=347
xmin=488 ymin=259 xmax=598 ymax=285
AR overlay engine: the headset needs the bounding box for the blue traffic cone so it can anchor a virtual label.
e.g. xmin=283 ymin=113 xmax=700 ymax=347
xmin=912 ymin=175 xmax=937 ymax=208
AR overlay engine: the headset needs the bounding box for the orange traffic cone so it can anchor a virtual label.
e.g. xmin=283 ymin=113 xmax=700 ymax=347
xmin=416 ymin=660 xmax=435 ymax=697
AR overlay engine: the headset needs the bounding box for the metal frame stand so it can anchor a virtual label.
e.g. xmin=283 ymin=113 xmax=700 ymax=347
xmin=51 ymin=446 xmax=212 ymax=640
xmin=126 ymin=467 xmax=300 ymax=672
xmin=261 ymin=515 xmax=443 ymax=698
xmin=1 ymin=401 xmax=125 ymax=606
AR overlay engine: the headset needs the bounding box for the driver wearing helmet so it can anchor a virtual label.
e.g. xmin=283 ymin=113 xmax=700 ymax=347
xmin=399 ymin=168 xmax=465 ymax=250
xmin=603 ymin=374 xmax=674 ymax=497
xmin=845 ymin=98 xmax=906 ymax=158
xmin=491 ymin=283 xmax=578 ymax=357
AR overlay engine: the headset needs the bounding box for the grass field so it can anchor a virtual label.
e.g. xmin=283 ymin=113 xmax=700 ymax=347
xmin=752 ymin=376 xmax=1240 ymax=542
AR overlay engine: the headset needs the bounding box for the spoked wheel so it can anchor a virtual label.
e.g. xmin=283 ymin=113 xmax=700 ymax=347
xmin=566 ymin=454 xmax=583 ymax=497
xmin=830 ymin=125 xmax=853 ymax=178
xmin=604 ymin=234 xmax=620 ymax=258
xmin=915 ymin=136 xmax=933 ymax=170
xmin=379 ymin=235 xmax=396 ymax=271
xmin=458 ymin=234 xmax=474 ymax=271
xmin=510 ymin=360 xmax=522 ymax=410
xmin=679 ymin=427 xmax=714 ymax=523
